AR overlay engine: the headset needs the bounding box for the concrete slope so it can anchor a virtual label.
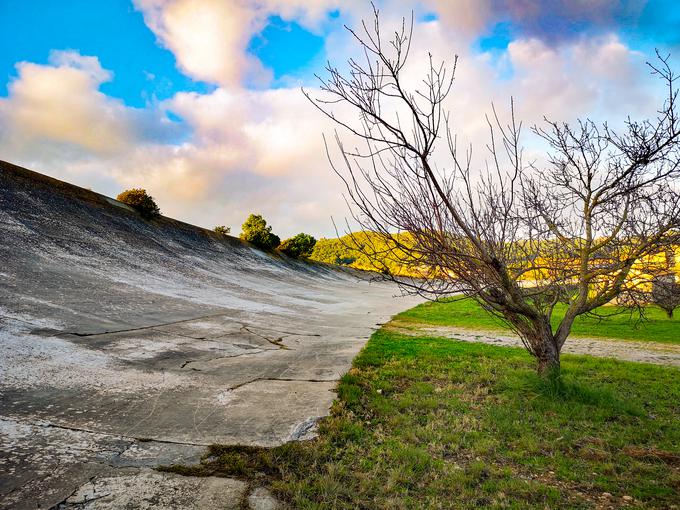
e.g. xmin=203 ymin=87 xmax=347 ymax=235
xmin=0 ymin=161 xmax=420 ymax=509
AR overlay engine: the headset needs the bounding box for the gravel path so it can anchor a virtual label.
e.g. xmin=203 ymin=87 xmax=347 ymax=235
xmin=391 ymin=322 xmax=680 ymax=368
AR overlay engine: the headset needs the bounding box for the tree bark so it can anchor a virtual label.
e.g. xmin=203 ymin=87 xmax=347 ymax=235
xmin=530 ymin=321 xmax=561 ymax=376
xmin=536 ymin=346 xmax=560 ymax=376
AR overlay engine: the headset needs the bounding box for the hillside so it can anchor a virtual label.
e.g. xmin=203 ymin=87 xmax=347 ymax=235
xmin=310 ymin=231 xmax=424 ymax=277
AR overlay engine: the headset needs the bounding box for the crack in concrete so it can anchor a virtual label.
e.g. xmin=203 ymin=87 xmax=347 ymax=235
xmin=245 ymin=325 xmax=322 ymax=338
xmin=59 ymin=490 xmax=111 ymax=509
xmin=47 ymin=478 xmax=89 ymax=510
xmin=227 ymin=376 xmax=335 ymax=392
xmin=152 ymin=328 xmax=207 ymax=341
xmin=2 ymin=476 xmax=38 ymax=499
xmin=65 ymin=311 xmax=233 ymax=337
xmin=179 ymin=349 xmax=269 ymax=370
xmin=240 ymin=325 xmax=290 ymax=350
xmin=13 ymin=418 xmax=210 ymax=447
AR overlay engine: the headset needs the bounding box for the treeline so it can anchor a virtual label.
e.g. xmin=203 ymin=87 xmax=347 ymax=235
xmin=114 ymin=187 xmax=418 ymax=269
xmin=115 ymin=189 xmax=317 ymax=260
xmin=237 ymin=214 xmax=316 ymax=258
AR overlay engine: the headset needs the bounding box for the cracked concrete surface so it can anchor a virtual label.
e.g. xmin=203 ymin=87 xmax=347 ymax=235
xmin=0 ymin=161 xmax=421 ymax=509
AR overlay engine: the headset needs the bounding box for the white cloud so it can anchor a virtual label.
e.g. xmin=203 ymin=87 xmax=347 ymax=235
xmin=134 ymin=0 xmax=269 ymax=86
xmin=132 ymin=0 xmax=353 ymax=87
xmin=0 ymin=51 xmax=132 ymax=154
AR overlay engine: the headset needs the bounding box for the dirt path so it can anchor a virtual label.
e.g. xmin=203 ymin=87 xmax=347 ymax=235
xmin=390 ymin=321 xmax=680 ymax=367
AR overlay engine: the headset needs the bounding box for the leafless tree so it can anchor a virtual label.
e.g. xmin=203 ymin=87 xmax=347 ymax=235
xmin=648 ymin=249 xmax=680 ymax=318
xmin=304 ymin=7 xmax=680 ymax=375
xmin=651 ymin=276 xmax=680 ymax=318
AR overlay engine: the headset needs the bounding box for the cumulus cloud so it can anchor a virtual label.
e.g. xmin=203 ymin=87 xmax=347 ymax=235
xmin=134 ymin=0 xmax=268 ymax=86
xmin=140 ymin=85 xmax=350 ymax=232
xmin=0 ymin=50 xmax=183 ymax=161
xmin=0 ymin=51 xmax=132 ymax=154
xmin=132 ymin=0 xmax=351 ymax=86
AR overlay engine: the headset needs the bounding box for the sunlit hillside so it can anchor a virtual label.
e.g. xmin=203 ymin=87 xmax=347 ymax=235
xmin=311 ymin=232 xmax=680 ymax=289
xmin=310 ymin=232 xmax=426 ymax=277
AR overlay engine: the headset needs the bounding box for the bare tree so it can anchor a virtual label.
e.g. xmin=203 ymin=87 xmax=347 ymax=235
xmin=648 ymin=248 xmax=680 ymax=318
xmin=651 ymin=276 xmax=680 ymax=318
xmin=304 ymin=7 xmax=680 ymax=375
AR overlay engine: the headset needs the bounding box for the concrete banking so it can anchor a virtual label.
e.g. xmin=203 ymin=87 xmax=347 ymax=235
xmin=0 ymin=161 xmax=420 ymax=509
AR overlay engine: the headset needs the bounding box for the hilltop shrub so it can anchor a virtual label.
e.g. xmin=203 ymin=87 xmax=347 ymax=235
xmin=279 ymin=233 xmax=317 ymax=258
xmin=116 ymin=188 xmax=160 ymax=219
xmin=240 ymin=214 xmax=280 ymax=250
xmin=214 ymin=225 xmax=231 ymax=236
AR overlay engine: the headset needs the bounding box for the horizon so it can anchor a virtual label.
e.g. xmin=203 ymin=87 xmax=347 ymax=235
xmin=1 ymin=0 xmax=679 ymax=238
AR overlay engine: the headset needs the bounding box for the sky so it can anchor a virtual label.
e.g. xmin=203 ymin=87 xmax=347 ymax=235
xmin=1 ymin=0 xmax=679 ymax=237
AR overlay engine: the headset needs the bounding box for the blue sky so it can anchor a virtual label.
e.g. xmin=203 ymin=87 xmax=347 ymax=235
xmin=0 ymin=1 xmax=678 ymax=236
xmin=3 ymin=2 xmax=678 ymax=96
xmin=1 ymin=1 xmax=678 ymax=106
xmin=0 ymin=0 xmax=204 ymax=107
xmin=0 ymin=0 xmax=328 ymax=106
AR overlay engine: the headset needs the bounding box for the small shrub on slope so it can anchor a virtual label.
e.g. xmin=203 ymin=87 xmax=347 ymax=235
xmin=214 ymin=225 xmax=231 ymax=236
xmin=279 ymin=233 xmax=317 ymax=258
xmin=116 ymin=188 xmax=160 ymax=219
xmin=240 ymin=214 xmax=280 ymax=250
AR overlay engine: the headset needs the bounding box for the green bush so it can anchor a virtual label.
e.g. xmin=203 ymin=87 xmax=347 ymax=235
xmin=116 ymin=188 xmax=160 ymax=219
xmin=240 ymin=214 xmax=280 ymax=250
xmin=279 ymin=233 xmax=317 ymax=258
xmin=213 ymin=225 xmax=231 ymax=236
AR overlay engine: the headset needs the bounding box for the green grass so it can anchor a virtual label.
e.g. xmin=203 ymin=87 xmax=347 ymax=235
xmin=161 ymin=329 xmax=680 ymax=509
xmin=397 ymin=297 xmax=680 ymax=344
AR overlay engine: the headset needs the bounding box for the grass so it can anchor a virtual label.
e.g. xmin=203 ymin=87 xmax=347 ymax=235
xmin=161 ymin=315 xmax=680 ymax=509
xmin=397 ymin=297 xmax=680 ymax=344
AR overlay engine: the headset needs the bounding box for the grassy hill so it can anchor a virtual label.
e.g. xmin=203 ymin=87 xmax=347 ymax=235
xmin=310 ymin=232 xmax=424 ymax=277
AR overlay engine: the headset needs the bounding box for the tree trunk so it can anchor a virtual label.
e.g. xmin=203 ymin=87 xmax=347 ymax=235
xmin=530 ymin=320 xmax=561 ymax=376
xmin=668 ymin=309 xmax=674 ymax=319
xmin=536 ymin=345 xmax=560 ymax=376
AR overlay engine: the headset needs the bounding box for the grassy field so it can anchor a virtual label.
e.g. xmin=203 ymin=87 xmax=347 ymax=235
xmin=397 ymin=297 xmax=680 ymax=344
xmin=163 ymin=312 xmax=680 ymax=509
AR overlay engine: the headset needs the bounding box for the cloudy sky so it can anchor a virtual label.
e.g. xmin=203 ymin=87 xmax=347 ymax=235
xmin=1 ymin=1 xmax=679 ymax=237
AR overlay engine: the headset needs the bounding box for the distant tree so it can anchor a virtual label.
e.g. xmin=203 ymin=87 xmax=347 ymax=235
xmin=240 ymin=214 xmax=280 ymax=250
xmin=279 ymin=233 xmax=317 ymax=258
xmin=651 ymin=276 xmax=680 ymax=318
xmin=649 ymin=250 xmax=680 ymax=318
xmin=214 ymin=225 xmax=231 ymax=236
xmin=116 ymin=188 xmax=160 ymax=219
